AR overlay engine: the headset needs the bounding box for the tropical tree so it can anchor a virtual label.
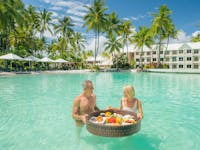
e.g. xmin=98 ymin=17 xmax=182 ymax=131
xmin=191 ymin=33 xmax=200 ymax=42
xmin=83 ymin=0 xmax=107 ymax=63
xmin=150 ymin=4 xmax=175 ymax=68
xmin=104 ymin=35 xmax=122 ymax=68
xmin=106 ymin=12 xmax=120 ymax=38
xmin=54 ymin=16 xmax=74 ymax=58
xmin=163 ymin=22 xmax=178 ymax=61
xmin=132 ymin=26 xmax=154 ymax=68
xmin=38 ymin=9 xmax=53 ymax=39
xmin=119 ymin=20 xmax=134 ymax=60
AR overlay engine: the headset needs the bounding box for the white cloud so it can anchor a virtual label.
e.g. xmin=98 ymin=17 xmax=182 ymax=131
xmin=67 ymin=8 xmax=87 ymax=17
xmin=70 ymin=15 xmax=83 ymax=23
xmin=131 ymin=17 xmax=138 ymax=21
xmin=86 ymin=35 xmax=107 ymax=54
xmin=123 ymin=17 xmax=130 ymax=21
xmin=169 ymin=30 xmax=191 ymax=43
xmin=50 ymin=6 xmax=62 ymax=11
xmin=192 ymin=30 xmax=200 ymax=37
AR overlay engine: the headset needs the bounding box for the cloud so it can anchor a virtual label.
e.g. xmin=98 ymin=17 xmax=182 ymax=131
xmin=192 ymin=30 xmax=200 ymax=37
xmin=85 ymin=35 xmax=107 ymax=54
xmin=50 ymin=6 xmax=62 ymax=11
xmin=169 ymin=30 xmax=191 ymax=43
xmin=131 ymin=17 xmax=138 ymax=21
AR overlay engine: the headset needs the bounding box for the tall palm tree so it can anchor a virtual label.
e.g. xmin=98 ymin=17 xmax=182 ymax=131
xmin=163 ymin=22 xmax=178 ymax=61
xmin=104 ymin=35 xmax=122 ymax=69
xmin=71 ymin=32 xmax=85 ymax=63
xmin=132 ymin=26 xmax=154 ymax=69
xmin=54 ymin=16 xmax=74 ymax=58
xmin=150 ymin=4 xmax=174 ymax=68
xmin=83 ymin=0 xmax=107 ymax=64
xmin=38 ymin=9 xmax=53 ymax=39
xmin=106 ymin=12 xmax=120 ymax=38
xmin=119 ymin=20 xmax=134 ymax=60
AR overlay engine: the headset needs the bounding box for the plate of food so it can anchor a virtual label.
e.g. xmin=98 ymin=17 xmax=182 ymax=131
xmin=86 ymin=109 xmax=142 ymax=137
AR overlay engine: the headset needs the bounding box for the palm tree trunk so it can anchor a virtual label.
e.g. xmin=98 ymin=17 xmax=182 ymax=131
xmin=163 ymin=35 xmax=170 ymax=62
xmin=139 ymin=46 xmax=144 ymax=69
xmin=94 ymin=31 xmax=97 ymax=64
xmin=157 ymin=36 xmax=162 ymax=68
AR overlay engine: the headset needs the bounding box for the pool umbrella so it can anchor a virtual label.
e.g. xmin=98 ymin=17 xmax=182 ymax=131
xmin=0 ymin=53 xmax=24 ymax=70
xmin=39 ymin=57 xmax=55 ymax=70
xmin=24 ymin=56 xmax=41 ymax=71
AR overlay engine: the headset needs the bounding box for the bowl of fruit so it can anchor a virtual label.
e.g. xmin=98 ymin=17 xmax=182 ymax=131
xmin=86 ymin=109 xmax=141 ymax=137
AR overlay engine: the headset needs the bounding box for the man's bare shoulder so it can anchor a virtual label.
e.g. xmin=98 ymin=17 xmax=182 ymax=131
xmin=74 ymin=94 xmax=83 ymax=103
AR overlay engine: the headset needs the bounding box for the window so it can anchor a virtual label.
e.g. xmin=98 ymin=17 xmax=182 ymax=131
xmin=165 ymin=57 xmax=170 ymax=61
xmin=179 ymin=65 xmax=184 ymax=68
xmin=142 ymin=58 xmax=144 ymax=62
xmin=187 ymin=50 xmax=191 ymax=53
xmin=194 ymin=64 xmax=199 ymax=69
xmin=187 ymin=65 xmax=192 ymax=68
xmin=179 ymin=50 xmax=183 ymax=54
xmin=194 ymin=50 xmax=199 ymax=54
xmin=187 ymin=57 xmax=191 ymax=61
xmin=165 ymin=51 xmax=170 ymax=55
xmin=172 ymin=51 xmax=177 ymax=55
xmin=179 ymin=57 xmax=183 ymax=61
xmin=153 ymin=51 xmax=156 ymax=54
xmin=193 ymin=57 xmax=199 ymax=61
xmin=160 ymin=58 xmax=164 ymax=61
xmin=172 ymin=57 xmax=176 ymax=61
xmin=160 ymin=51 xmax=163 ymax=54
xmin=172 ymin=64 xmax=177 ymax=68
xmin=147 ymin=52 xmax=151 ymax=55
xmin=136 ymin=59 xmax=139 ymax=62
xmin=153 ymin=58 xmax=156 ymax=61
xmin=147 ymin=58 xmax=151 ymax=62
xmin=136 ymin=52 xmax=139 ymax=55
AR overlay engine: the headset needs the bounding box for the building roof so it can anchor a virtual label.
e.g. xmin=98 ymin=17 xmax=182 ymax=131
xmin=123 ymin=42 xmax=200 ymax=52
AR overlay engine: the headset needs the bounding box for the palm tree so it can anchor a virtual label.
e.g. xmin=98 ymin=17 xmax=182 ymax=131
xmin=71 ymin=32 xmax=85 ymax=63
xmin=150 ymin=4 xmax=174 ymax=68
xmin=119 ymin=20 xmax=134 ymax=60
xmin=106 ymin=12 xmax=120 ymax=38
xmin=38 ymin=9 xmax=53 ymax=39
xmin=104 ymin=35 xmax=122 ymax=69
xmin=132 ymin=26 xmax=154 ymax=69
xmin=54 ymin=16 xmax=74 ymax=58
xmin=163 ymin=22 xmax=178 ymax=62
xmin=83 ymin=0 xmax=107 ymax=64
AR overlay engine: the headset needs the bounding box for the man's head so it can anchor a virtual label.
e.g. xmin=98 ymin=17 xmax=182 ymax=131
xmin=82 ymin=80 xmax=94 ymax=92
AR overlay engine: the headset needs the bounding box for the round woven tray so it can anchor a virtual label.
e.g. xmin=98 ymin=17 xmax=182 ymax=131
xmin=86 ymin=109 xmax=141 ymax=137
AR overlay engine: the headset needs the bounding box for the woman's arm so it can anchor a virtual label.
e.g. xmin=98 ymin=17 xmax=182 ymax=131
xmin=120 ymin=98 xmax=123 ymax=110
xmin=137 ymin=100 xmax=143 ymax=119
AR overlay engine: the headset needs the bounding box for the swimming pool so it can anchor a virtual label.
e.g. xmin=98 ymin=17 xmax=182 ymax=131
xmin=0 ymin=72 xmax=200 ymax=150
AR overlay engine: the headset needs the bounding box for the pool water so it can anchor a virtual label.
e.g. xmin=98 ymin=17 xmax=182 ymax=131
xmin=0 ymin=72 xmax=200 ymax=150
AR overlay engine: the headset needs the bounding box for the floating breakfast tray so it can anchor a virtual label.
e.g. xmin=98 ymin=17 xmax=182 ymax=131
xmin=86 ymin=109 xmax=141 ymax=137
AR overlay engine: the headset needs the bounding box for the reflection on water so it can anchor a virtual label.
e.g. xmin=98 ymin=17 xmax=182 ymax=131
xmin=0 ymin=73 xmax=200 ymax=150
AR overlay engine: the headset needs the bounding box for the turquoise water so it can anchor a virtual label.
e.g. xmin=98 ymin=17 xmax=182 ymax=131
xmin=0 ymin=72 xmax=200 ymax=150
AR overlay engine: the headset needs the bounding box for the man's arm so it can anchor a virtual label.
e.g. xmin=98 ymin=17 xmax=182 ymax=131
xmin=72 ymin=97 xmax=87 ymax=123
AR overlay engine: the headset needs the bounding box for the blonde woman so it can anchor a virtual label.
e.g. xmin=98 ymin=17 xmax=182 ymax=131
xmin=120 ymin=85 xmax=143 ymax=119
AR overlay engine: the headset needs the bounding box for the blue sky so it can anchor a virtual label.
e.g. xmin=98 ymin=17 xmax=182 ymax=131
xmin=22 ymin=0 xmax=200 ymax=48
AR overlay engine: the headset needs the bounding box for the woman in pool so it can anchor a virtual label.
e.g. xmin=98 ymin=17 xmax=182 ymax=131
xmin=120 ymin=85 xmax=143 ymax=119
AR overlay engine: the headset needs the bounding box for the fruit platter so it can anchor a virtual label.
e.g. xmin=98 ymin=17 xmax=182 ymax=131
xmin=86 ymin=109 xmax=141 ymax=137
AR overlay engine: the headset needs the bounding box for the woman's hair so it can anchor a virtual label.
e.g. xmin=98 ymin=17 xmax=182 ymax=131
xmin=123 ymin=85 xmax=135 ymax=98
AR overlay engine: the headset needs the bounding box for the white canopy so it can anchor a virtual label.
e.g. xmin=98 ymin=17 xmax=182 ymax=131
xmin=54 ymin=58 xmax=68 ymax=63
xmin=24 ymin=56 xmax=41 ymax=62
xmin=87 ymin=55 xmax=106 ymax=62
xmin=0 ymin=53 xmax=24 ymax=61
xmin=99 ymin=59 xmax=113 ymax=66
xmin=39 ymin=57 xmax=54 ymax=62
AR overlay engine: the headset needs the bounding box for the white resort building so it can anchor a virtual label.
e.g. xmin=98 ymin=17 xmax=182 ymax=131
xmin=126 ymin=42 xmax=200 ymax=69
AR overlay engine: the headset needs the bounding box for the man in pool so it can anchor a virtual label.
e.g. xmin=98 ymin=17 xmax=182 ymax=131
xmin=72 ymin=80 xmax=100 ymax=127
